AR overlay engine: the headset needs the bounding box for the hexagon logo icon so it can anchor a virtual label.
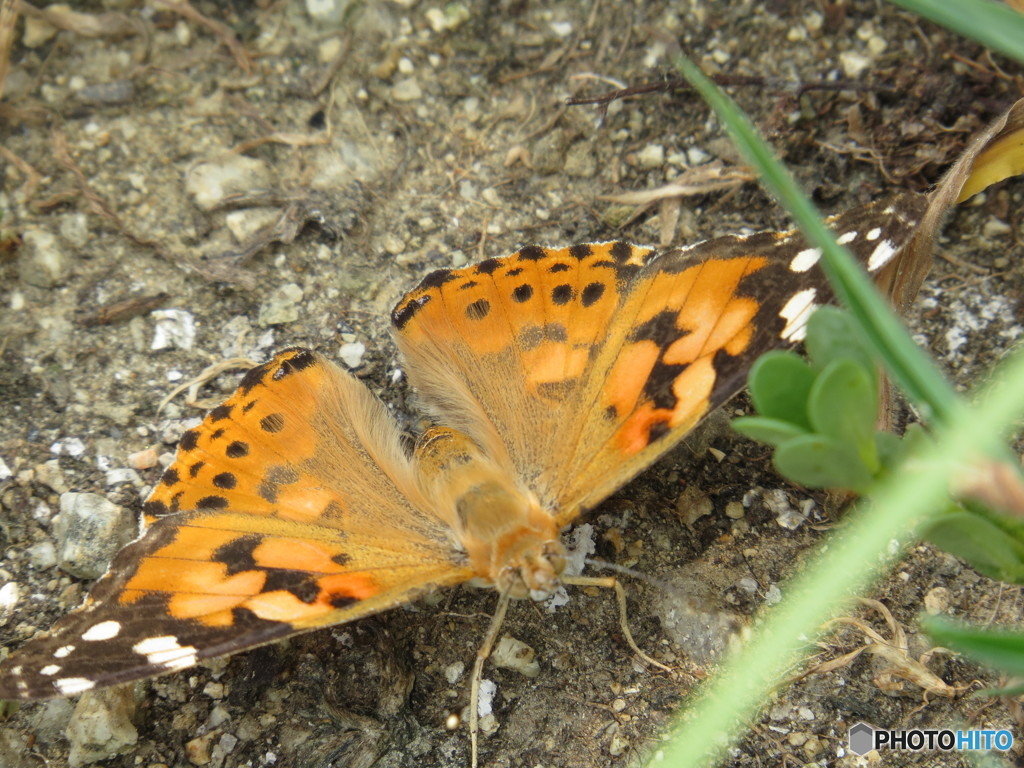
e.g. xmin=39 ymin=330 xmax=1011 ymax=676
xmin=848 ymin=722 xmax=876 ymax=756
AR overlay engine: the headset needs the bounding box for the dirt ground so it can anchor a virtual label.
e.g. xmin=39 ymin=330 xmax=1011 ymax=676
xmin=1 ymin=1 xmax=1023 ymax=767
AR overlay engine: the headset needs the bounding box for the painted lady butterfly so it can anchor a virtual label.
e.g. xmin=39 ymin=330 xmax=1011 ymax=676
xmin=0 ymin=194 xmax=925 ymax=702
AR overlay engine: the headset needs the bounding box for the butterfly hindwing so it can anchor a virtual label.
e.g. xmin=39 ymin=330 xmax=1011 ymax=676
xmin=0 ymin=349 xmax=472 ymax=700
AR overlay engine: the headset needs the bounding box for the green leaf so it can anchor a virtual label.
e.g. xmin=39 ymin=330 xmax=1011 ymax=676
xmin=873 ymin=431 xmax=905 ymax=470
xmin=732 ymin=416 xmax=808 ymax=446
xmin=807 ymin=359 xmax=879 ymax=471
xmin=922 ymin=617 xmax=1024 ymax=677
xmin=805 ymin=306 xmax=875 ymax=375
xmin=773 ymin=434 xmax=873 ymax=492
xmin=886 ymin=0 xmax=1024 ymax=65
xmin=920 ymin=512 xmax=1024 ymax=584
xmin=747 ymin=351 xmax=815 ymax=429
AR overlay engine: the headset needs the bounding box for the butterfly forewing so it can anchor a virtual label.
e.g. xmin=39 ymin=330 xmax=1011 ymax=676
xmin=394 ymin=194 xmax=927 ymax=519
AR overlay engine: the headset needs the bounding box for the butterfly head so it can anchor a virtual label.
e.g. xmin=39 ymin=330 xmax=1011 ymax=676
xmin=494 ymin=537 xmax=567 ymax=600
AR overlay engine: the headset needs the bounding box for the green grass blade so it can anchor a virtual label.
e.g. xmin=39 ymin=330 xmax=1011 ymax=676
xmin=886 ymin=0 xmax=1024 ymax=64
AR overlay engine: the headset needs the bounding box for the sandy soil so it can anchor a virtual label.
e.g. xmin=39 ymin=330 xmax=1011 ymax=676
xmin=0 ymin=1 xmax=1022 ymax=767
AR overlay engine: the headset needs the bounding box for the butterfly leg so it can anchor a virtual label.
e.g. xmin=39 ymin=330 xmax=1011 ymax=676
xmin=561 ymin=575 xmax=673 ymax=673
xmin=469 ymin=586 xmax=512 ymax=768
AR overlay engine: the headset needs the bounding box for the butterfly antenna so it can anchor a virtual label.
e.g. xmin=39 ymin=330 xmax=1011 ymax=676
xmin=469 ymin=584 xmax=512 ymax=768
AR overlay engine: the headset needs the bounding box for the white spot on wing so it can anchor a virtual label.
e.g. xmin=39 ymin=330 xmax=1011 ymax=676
xmin=789 ymin=247 xmax=822 ymax=273
xmin=866 ymin=227 xmax=882 ymax=241
xmin=837 ymin=231 xmax=857 ymax=245
xmin=40 ymin=664 xmax=61 ymax=676
xmin=55 ymin=677 xmax=95 ymax=695
xmin=82 ymin=620 xmax=121 ymax=641
xmin=133 ymin=635 xmax=199 ymax=670
xmin=780 ymin=288 xmax=819 ymax=341
xmin=54 ymin=645 xmax=76 ymax=658
xmin=868 ymin=239 xmax=898 ymax=271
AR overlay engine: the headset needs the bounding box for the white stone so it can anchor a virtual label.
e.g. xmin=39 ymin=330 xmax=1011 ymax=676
xmin=338 ymin=341 xmax=366 ymax=369
xmin=151 ymin=309 xmax=196 ymax=351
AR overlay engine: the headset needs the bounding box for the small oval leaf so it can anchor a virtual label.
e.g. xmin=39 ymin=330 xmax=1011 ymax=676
xmin=773 ymin=434 xmax=873 ymax=491
xmin=732 ymin=416 xmax=808 ymax=446
xmin=747 ymin=351 xmax=815 ymax=430
xmin=805 ymin=306 xmax=875 ymax=373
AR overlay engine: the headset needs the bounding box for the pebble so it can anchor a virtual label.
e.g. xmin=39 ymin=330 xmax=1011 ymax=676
xmin=185 ymin=731 xmax=216 ymax=766
xmin=22 ymin=14 xmax=57 ymax=47
xmin=0 ymin=582 xmax=19 ymax=626
xmin=35 ymin=460 xmax=69 ymax=493
xmin=151 ymin=309 xmax=196 ymax=351
xmin=50 ymin=437 xmax=86 ymax=458
xmin=391 ymin=78 xmax=423 ymax=102
xmin=839 ymin=50 xmax=871 ymax=78
xmin=59 ymin=213 xmax=90 ymax=248
xmin=338 ymin=341 xmax=366 ymax=369
xmin=491 ymin=636 xmax=540 ymax=678
xmin=444 ymin=661 xmax=465 ymax=684
xmin=608 ymin=734 xmax=628 ymax=757
xmin=28 ymin=540 xmax=57 ymax=569
xmin=127 ymin=448 xmax=160 ymax=470
xmin=764 ymin=489 xmax=805 ymax=529
xmin=425 ymin=3 xmax=470 ymax=32
xmin=676 ymin=485 xmax=713 ymax=525
xmin=0 ymin=455 xmax=10 ymax=481
xmin=257 ymin=284 xmax=304 ymax=326
xmin=105 ymin=467 xmax=144 ymax=488
xmin=477 ymin=679 xmax=496 ymax=717
xmin=66 ymin=688 xmax=138 ymax=768
xmin=305 ymin=0 xmax=353 ymax=24
xmin=225 ymin=208 xmax=279 ymax=243
xmin=924 ymin=586 xmax=950 ymax=615
xmin=186 ymin=156 xmax=272 ymax=211
xmin=55 ymin=492 xmax=136 ymax=579
xmin=19 ymin=228 xmax=71 ymax=288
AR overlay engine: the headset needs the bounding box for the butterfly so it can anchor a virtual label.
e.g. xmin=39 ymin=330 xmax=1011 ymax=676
xmin=0 ymin=193 xmax=925 ymax=703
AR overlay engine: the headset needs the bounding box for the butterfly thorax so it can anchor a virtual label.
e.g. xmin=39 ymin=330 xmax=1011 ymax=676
xmin=415 ymin=426 xmax=565 ymax=599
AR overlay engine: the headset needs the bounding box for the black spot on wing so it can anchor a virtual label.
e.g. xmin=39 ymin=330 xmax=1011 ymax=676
xmin=179 ymin=429 xmax=200 ymax=452
xmin=581 ymin=282 xmax=605 ymax=307
xmin=263 ymin=570 xmax=321 ymax=604
xmin=475 ymin=259 xmax=501 ymax=275
xmin=260 ymin=413 xmax=285 ymax=433
xmin=143 ymin=498 xmax=169 ymax=517
xmin=215 ymin=535 xmax=260 ymax=575
xmin=196 ymin=495 xmax=229 ymax=511
xmin=629 ymin=310 xmax=686 ymax=347
xmin=552 ymin=284 xmax=574 ymax=305
xmin=466 ymin=298 xmax=491 ymax=320
xmin=517 ymin=245 xmax=546 ymax=261
xmin=209 ymin=404 xmax=233 ymax=422
xmin=513 ymin=284 xmax=533 ymax=303
xmin=226 ymin=441 xmax=249 ymax=458
xmin=568 ymin=243 xmax=592 ymax=260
